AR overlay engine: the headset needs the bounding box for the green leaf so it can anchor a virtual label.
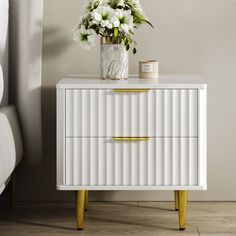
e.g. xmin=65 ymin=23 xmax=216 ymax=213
xmin=132 ymin=9 xmax=154 ymax=29
xmin=143 ymin=20 xmax=154 ymax=29
xmin=114 ymin=28 xmax=118 ymax=37
xmin=109 ymin=0 xmax=121 ymax=9
xmin=126 ymin=44 xmax=130 ymax=51
xmin=133 ymin=47 xmax=137 ymax=54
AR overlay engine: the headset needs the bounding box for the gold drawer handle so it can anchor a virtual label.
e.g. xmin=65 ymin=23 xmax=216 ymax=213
xmin=112 ymin=89 xmax=150 ymax=93
xmin=112 ymin=137 xmax=150 ymax=142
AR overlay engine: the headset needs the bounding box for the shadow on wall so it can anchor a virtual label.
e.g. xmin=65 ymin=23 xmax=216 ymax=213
xmin=42 ymin=87 xmax=56 ymax=164
xmin=43 ymin=26 xmax=72 ymax=59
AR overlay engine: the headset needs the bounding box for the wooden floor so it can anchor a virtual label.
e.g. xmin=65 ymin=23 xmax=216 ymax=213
xmin=0 ymin=202 xmax=236 ymax=236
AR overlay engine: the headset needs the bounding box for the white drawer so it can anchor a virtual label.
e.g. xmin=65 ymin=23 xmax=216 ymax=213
xmin=64 ymin=137 xmax=198 ymax=187
xmin=65 ymin=89 xmax=198 ymax=138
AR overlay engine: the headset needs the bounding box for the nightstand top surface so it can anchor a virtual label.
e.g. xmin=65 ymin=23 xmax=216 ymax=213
xmin=57 ymin=75 xmax=207 ymax=89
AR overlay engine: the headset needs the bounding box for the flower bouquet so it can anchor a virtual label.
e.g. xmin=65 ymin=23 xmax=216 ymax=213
xmin=73 ymin=0 xmax=153 ymax=80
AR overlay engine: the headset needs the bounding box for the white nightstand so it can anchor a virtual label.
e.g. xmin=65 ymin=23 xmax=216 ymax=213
xmin=57 ymin=75 xmax=207 ymax=230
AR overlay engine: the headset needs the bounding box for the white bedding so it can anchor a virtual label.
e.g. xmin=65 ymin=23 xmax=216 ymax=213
xmin=0 ymin=106 xmax=23 ymax=194
xmin=0 ymin=1 xmax=23 ymax=195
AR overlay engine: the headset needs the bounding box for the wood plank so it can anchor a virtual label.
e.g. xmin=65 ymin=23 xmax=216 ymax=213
xmin=1 ymin=202 xmax=235 ymax=235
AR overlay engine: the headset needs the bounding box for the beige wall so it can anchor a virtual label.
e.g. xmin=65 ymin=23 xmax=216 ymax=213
xmin=13 ymin=0 xmax=236 ymax=202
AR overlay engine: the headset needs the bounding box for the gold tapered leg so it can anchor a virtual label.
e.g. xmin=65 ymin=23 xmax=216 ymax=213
xmin=84 ymin=191 xmax=89 ymax=211
xmin=10 ymin=174 xmax=16 ymax=207
xmin=76 ymin=190 xmax=85 ymax=230
xmin=174 ymin=190 xmax=179 ymax=211
xmin=178 ymin=190 xmax=187 ymax=230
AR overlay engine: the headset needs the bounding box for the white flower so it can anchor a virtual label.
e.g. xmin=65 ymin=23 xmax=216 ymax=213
xmin=73 ymin=0 xmax=151 ymax=51
xmin=131 ymin=0 xmax=140 ymax=5
xmin=100 ymin=0 xmax=108 ymax=6
xmin=87 ymin=0 xmax=105 ymax=11
xmin=108 ymin=0 xmax=125 ymax=8
xmin=115 ymin=9 xmax=134 ymax=33
xmin=110 ymin=15 xmax=120 ymax=28
xmin=92 ymin=6 xmax=115 ymax=29
xmin=73 ymin=25 xmax=96 ymax=50
xmin=117 ymin=0 xmax=125 ymax=7
xmin=131 ymin=0 xmax=143 ymax=12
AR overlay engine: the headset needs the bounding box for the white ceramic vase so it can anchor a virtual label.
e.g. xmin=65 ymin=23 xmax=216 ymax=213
xmin=100 ymin=37 xmax=128 ymax=80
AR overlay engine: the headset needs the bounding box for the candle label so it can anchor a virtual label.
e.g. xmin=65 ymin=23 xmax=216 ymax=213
xmin=141 ymin=64 xmax=154 ymax=73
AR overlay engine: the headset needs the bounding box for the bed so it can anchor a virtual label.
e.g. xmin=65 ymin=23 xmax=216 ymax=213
xmin=0 ymin=0 xmax=23 ymax=197
xmin=0 ymin=105 xmax=23 ymax=195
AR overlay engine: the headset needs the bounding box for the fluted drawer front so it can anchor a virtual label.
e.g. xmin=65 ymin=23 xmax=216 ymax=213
xmin=65 ymin=89 xmax=198 ymax=137
xmin=65 ymin=138 xmax=198 ymax=187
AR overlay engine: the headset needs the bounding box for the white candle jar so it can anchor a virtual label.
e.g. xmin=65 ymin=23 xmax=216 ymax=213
xmin=139 ymin=60 xmax=159 ymax=79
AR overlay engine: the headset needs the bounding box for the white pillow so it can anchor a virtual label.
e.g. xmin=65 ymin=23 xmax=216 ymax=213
xmin=0 ymin=106 xmax=23 ymax=188
xmin=0 ymin=66 xmax=3 ymax=106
